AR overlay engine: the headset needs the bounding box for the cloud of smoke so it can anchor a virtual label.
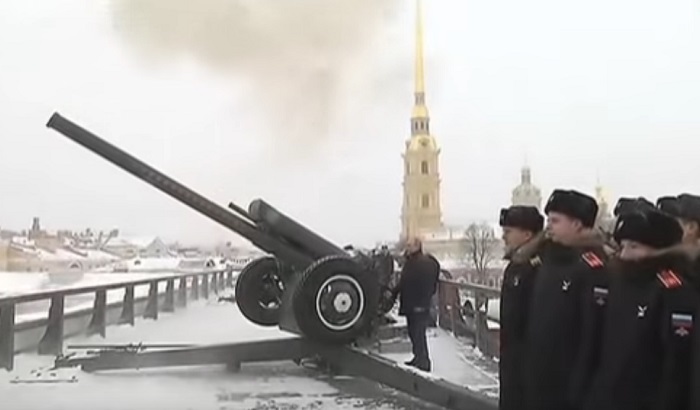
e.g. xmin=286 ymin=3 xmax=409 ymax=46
xmin=111 ymin=0 xmax=402 ymax=158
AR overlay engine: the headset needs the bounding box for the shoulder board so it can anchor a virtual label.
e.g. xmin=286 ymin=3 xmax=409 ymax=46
xmin=657 ymin=270 xmax=683 ymax=289
xmin=581 ymin=252 xmax=604 ymax=268
xmin=529 ymin=256 xmax=542 ymax=267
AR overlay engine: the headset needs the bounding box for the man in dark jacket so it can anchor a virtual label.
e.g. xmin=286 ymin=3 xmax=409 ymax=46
xmin=392 ymin=236 xmax=440 ymax=371
xmin=584 ymin=208 xmax=699 ymax=410
xmin=522 ymin=189 xmax=610 ymax=410
xmin=498 ymin=205 xmax=545 ymax=410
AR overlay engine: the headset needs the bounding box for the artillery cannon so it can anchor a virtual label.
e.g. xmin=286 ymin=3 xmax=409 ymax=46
xmin=45 ymin=113 xmax=395 ymax=345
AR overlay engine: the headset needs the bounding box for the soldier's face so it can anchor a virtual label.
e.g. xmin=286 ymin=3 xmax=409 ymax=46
xmin=546 ymin=212 xmax=582 ymax=245
xmin=679 ymin=219 xmax=699 ymax=243
xmin=502 ymin=227 xmax=532 ymax=252
xmin=618 ymin=239 xmax=655 ymax=261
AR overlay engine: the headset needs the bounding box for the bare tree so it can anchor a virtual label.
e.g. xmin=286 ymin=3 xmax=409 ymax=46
xmin=464 ymin=222 xmax=499 ymax=283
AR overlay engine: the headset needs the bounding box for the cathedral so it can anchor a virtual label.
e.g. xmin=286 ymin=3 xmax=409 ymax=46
xmin=399 ymin=0 xmax=471 ymax=264
xmin=398 ymin=0 xmax=610 ymax=269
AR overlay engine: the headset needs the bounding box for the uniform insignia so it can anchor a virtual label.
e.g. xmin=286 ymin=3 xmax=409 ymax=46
xmin=657 ymin=270 xmax=683 ymax=289
xmin=581 ymin=252 xmax=604 ymax=268
xmin=529 ymin=256 xmax=541 ymax=267
xmin=671 ymin=313 xmax=693 ymax=337
xmin=593 ymin=286 xmax=608 ymax=306
xmin=562 ymin=280 xmax=571 ymax=291
xmin=637 ymin=305 xmax=647 ymax=318
xmin=513 ymin=276 xmax=520 ymax=287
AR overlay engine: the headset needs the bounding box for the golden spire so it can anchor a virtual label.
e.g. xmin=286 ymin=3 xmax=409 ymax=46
xmin=410 ymin=0 xmax=430 ymax=137
xmin=414 ymin=0 xmax=426 ymax=98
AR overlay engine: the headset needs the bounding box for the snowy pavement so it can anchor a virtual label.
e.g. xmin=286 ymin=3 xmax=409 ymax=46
xmin=1 ymin=294 xmax=497 ymax=409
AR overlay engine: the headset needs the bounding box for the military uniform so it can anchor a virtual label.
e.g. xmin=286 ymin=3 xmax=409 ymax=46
xmin=522 ymin=189 xmax=609 ymax=410
xmin=497 ymin=205 xmax=545 ymax=410
xmin=584 ymin=265 xmax=698 ymax=410
xmin=584 ymin=208 xmax=699 ymax=410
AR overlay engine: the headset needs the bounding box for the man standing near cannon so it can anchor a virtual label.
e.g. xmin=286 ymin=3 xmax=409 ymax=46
xmin=522 ymin=189 xmax=610 ymax=410
xmin=497 ymin=205 xmax=544 ymax=410
xmin=390 ymin=236 xmax=440 ymax=372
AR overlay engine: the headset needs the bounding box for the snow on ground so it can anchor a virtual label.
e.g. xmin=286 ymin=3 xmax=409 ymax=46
xmin=379 ymin=327 xmax=500 ymax=399
xmin=1 ymin=271 xmax=180 ymax=322
xmin=1 ymin=294 xmax=493 ymax=410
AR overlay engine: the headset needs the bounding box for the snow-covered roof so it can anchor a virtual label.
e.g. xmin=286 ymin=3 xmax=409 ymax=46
xmin=104 ymin=236 xmax=160 ymax=248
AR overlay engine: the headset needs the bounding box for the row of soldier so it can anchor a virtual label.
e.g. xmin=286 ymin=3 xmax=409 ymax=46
xmin=498 ymin=190 xmax=699 ymax=410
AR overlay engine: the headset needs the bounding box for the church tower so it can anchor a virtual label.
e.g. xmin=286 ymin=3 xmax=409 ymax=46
xmin=401 ymin=0 xmax=443 ymax=239
xmin=511 ymin=165 xmax=542 ymax=210
xmin=594 ymin=178 xmax=613 ymax=228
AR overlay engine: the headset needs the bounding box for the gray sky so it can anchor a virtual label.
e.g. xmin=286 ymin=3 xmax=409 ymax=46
xmin=0 ymin=0 xmax=699 ymax=248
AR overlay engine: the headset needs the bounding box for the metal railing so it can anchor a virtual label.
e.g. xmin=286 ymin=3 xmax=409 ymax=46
xmin=437 ymin=280 xmax=501 ymax=358
xmin=0 ymin=268 xmax=235 ymax=371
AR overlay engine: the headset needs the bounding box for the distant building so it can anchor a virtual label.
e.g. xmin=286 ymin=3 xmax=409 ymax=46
xmin=0 ymin=240 xmax=8 ymax=271
xmin=511 ymin=165 xmax=542 ymax=210
xmin=101 ymin=236 xmax=172 ymax=259
xmin=594 ymin=181 xmax=614 ymax=231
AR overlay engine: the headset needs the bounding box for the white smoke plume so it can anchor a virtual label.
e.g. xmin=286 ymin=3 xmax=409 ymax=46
xmin=111 ymin=0 xmax=403 ymax=157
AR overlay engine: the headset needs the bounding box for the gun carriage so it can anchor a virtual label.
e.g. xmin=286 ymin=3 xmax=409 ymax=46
xmin=44 ymin=113 xmax=496 ymax=410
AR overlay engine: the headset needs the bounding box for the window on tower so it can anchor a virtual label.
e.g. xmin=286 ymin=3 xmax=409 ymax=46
xmin=405 ymin=162 xmax=410 ymax=175
xmin=421 ymin=161 xmax=429 ymax=174
xmin=421 ymin=194 xmax=430 ymax=208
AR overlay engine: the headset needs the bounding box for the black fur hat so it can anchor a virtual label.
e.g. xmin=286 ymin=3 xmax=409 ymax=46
xmin=613 ymin=197 xmax=655 ymax=217
xmin=499 ymin=206 xmax=544 ymax=233
xmin=544 ymin=189 xmax=598 ymax=228
xmin=613 ymin=209 xmax=683 ymax=249
xmin=677 ymin=193 xmax=700 ymax=223
xmin=656 ymin=196 xmax=682 ymax=218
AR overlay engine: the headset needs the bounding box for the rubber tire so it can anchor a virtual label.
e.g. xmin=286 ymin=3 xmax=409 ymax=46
xmin=235 ymin=256 xmax=282 ymax=327
xmin=292 ymin=255 xmax=379 ymax=344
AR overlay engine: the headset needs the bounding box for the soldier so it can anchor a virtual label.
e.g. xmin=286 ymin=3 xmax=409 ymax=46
xmin=497 ymin=205 xmax=544 ymax=410
xmin=658 ymin=194 xmax=700 ymax=286
xmin=658 ymin=194 xmax=700 ymax=245
xmin=583 ymin=208 xmax=699 ymax=410
xmin=601 ymin=197 xmax=657 ymax=255
xmin=522 ymin=189 xmax=609 ymax=410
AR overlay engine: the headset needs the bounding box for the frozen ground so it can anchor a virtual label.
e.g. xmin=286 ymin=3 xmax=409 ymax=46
xmin=0 ymin=292 xmax=498 ymax=410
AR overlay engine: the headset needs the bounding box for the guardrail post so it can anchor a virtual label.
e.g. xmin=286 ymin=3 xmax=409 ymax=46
xmin=226 ymin=269 xmax=233 ymax=287
xmin=87 ymin=290 xmax=107 ymax=337
xmin=163 ymin=279 xmax=175 ymax=312
xmin=38 ymin=295 xmax=65 ymax=355
xmin=120 ymin=285 xmax=135 ymax=325
xmin=210 ymin=272 xmax=218 ymax=294
xmin=144 ymin=281 xmax=159 ymax=320
xmin=177 ymin=277 xmax=187 ymax=307
xmin=191 ymin=276 xmax=199 ymax=300
xmin=0 ymin=303 xmax=16 ymax=371
xmin=201 ymin=274 xmax=209 ymax=299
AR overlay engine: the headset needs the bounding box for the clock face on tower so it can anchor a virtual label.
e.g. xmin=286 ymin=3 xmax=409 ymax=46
xmin=420 ymin=138 xmax=428 ymax=147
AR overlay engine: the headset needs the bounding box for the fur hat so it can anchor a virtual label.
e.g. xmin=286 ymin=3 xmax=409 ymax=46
xmin=613 ymin=209 xmax=683 ymax=249
xmin=499 ymin=206 xmax=544 ymax=233
xmin=677 ymin=193 xmax=700 ymax=224
xmin=613 ymin=197 xmax=655 ymax=217
xmin=544 ymin=189 xmax=598 ymax=228
xmin=656 ymin=196 xmax=682 ymax=218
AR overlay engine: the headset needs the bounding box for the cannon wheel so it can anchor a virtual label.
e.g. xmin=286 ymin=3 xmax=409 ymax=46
xmin=235 ymin=257 xmax=284 ymax=326
xmin=292 ymin=255 xmax=378 ymax=344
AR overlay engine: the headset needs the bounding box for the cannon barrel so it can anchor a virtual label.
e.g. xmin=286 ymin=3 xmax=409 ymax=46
xmin=248 ymin=199 xmax=346 ymax=260
xmin=46 ymin=112 xmax=312 ymax=268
